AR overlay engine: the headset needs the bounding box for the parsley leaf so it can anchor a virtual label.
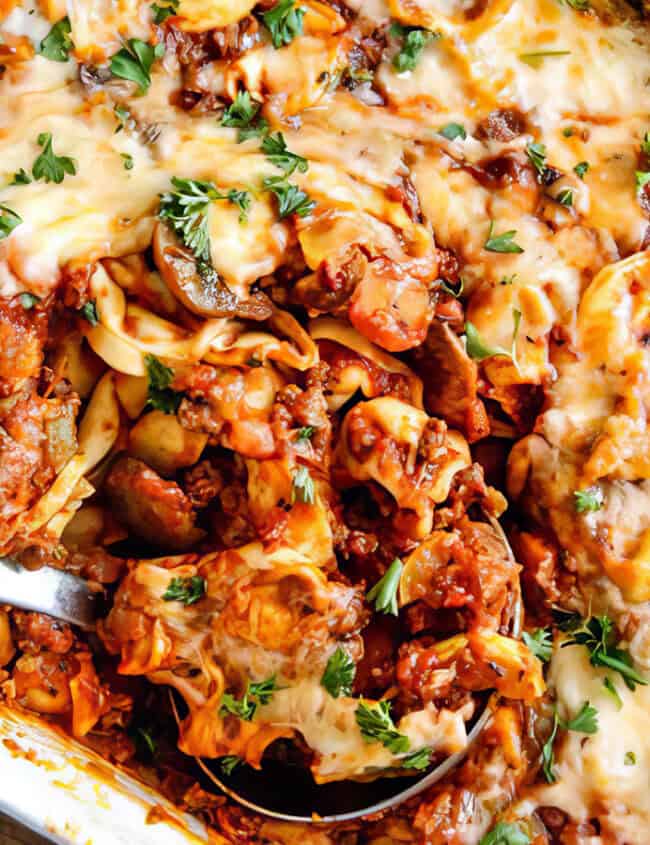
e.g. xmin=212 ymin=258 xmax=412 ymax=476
xmin=636 ymin=171 xmax=650 ymax=191
xmin=248 ymin=676 xmax=279 ymax=706
xmin=526 ymin=142 xmax=547 ymax=179
xmin=562 ymin=614 xmax=648 ymax=690
xmin=295 ymin=426 xmax=314 ymax=441
xmin=479 ymin=822 xmax=530 ymax=845
xmin=0 ymin=205 xmax=22 ymax=239
xmin=39 ymin=17 xmax=73 ymax=62
xmin=10 ymin=168 xmax=32 ymax=185
xmin=541 ymin=711 xmax=559 ymax=782
xmin=114 ymin=104 xmax=133 ymax=134
xmin=574 ymin=487 xmax=603 ymax=513
xmin=262 ymin=175 xmax=315 ymax=218
xmin=519 ymin=50 xmax=571 ymax=68
xmin=162 ymin=575 xmax=206 ymax=605
xmin=291 ymin=465 xmax=315 ymax=504
xmin=355 ymin=700 xmax=410 ymax=754
xmin=134 ymin=726 xmax=157 ymax=756
xmin=625 ymin=751 xmax=636 ymax=765
xmin=151 ymin=0 xmax=179 ymax=23
xmin=522 ymin=628 xmax=553 ymax=663
xmin=564 ymin=701 xmax=598 ymax=734
xmin=391 ymin=24 xmax=438 ymax=73
xmin=642 ymin=131 xmax=650 ymax=157
xmin=602 ymin=676 xmax=623 ymax=709
xmin=221 ymin=91 xmax=269 ymax=142
xmin=262 ymin=132 xmax=308 ymax=175
xmin=219 ymin=675 xmax=279 ymax=721
xmin=559 ymin=0 xmax=590 ymax=9
xmin=121 ymin=153 xmax=134 ymax=170
xmin=556 ymin=187 xmax=573 ymax=207
xmin=79 ymin=300 xmax=99 ymax=326
xmin=574 ymin=161 xmax=589 ymax=179
xmin=110 ymin=38 xmax=164 ymax=95
xmin=219 ymin=755 xmax=243 ymax=775
xmin=32 ymin=133 xmax=77 ymax=184
xmin=438 ymin=122 xmax=466 ymax=141
xmin=321 ymin=647 xmax=356 ymax=698
xmin=552 ymin=606 xmax=582 ymax=632
xmin=484 ymin=220 xmax=524 ymax=253
xmin=19 ymin=293 xmax=40 ymax=310
xmin=263 ymin=0 xmax=305 ymax=49
xmin=401 ymin=747 xmax=432 ymax=771
xmin=144 ymin=353 xmax=183 ymax=414
xmin=465 ymin=308 xmax=521 ymax=365
xmin=367 ymin=558 xmax=403 ymax=616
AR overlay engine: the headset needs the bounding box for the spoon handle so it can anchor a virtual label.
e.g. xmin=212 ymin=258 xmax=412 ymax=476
xmin=0 ymin=558 xmax=97 ymax=630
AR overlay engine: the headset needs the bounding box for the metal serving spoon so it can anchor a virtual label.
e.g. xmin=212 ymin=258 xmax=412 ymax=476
xmin=0 ymin=522 xmax=519 ymax=823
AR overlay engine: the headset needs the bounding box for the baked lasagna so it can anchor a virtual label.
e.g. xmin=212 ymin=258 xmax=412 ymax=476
xmin=1 ymin=0 xmax=650 ymax=842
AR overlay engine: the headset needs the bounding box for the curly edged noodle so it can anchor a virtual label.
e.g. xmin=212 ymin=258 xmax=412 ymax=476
xmin=100 ymin=497 xmax=470 ymax=783
xmin=5 ymin=372 xmax=120 ymax=549
xmin=507 ymin=252 xmax=650 ymax=609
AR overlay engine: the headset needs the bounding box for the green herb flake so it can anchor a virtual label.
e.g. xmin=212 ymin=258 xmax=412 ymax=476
xmin=559 ymin=0 xmax=590 ymax=10
xmin=219 ymin=675 xmax=279 ymax=721
xmin=321 ymin=647 xmax=356 ymax=698
xmin=574 ymin=487 xmax=603 ymax=513
xmin=19 ymin=292 xmax=40 ymax=310
xmin=114 ymin=104 xmax=132 ymax=134
xmin=10 ymin=168 xmax=32 ymax=185
xmin=221 ymin=91 xmax=266 ymax=140
xmin=479 ymin=822 xmax=530 ymax=845
xmin=262 ymin=175 xmax=315 ymax=219
xmin=121 ymin=153 xmax=134 ymax=171
xmin=484 ymin=220 xmax=524 ymax=253
xmin=79 ymin=300 xmax=99 ymax=327
xmin=522 ymin=628 xmax=553 ymax=663
xmin=367 ymin=558 xmax=403 ymax=617
xmin=391 ymin=24 xmax=439 ymax=73
xmin=219 ymin=755 xmax=243 ymax=775
xmin=248 ymin=675 xmax=279 ymax=706
xmin=291 ymin=465 xmax=315 ymax=505
xmin=151 ymin=0 xmax=180 ymax=23
xmin=135 ymin=727 xmax=157 ymax=756
xmin=641 ymin=132 xmax=650 ymax=157
xmin=526 ymin=142 xmax=547 ymax=179
xmin=564 ymin=701 xmax=598 ymax=734
xmin=541 ymin=712 xmax=559 ymax=783
xmin=602 ymin=676 xmax=623 ymax=710
xmin=556 ymin=187 xmax=573 ymax=207
xmin=296 ymin=426 xmax=314 ymax=441
xmin=562 ymin=614 xmax=648 ymax=690
xmin=574 ymin=161 xmax=590 ymax=179
xmin=465 ymin=307 xmax=521 ymax=365
xmin=355 ymin=700 xmax=410 ymax=754
xmin=32 ymin=133 xmax=77 ymax=184
xmin=263 ymin=0 xmax=306 ymax=49
xmin=162 ymin=575 xmax=206 ymax=605
xmin=39 ymin=17 xmax=73 ymax=62
xmin=0 ymin=204 xmax=22 ymax=240
xmin=262 ymin=132 xmax=308 ymax=175
xmin=519 ymin=49 xmax=571 ymax=69
xmin=625 ymin=751 xmax=636 ymax=766
xmin=110 ymin=38 xmax=164 ymax=95
xmin=401 ymin=747 xmax=432 ymax=771
xmin=438 ymin=277 xmax=464 ymax=298
xmin=144 ymin=353 xmax=183 ymax=414
xmin=438 ymin=122 xmax=466 ymax=141
xmin=636 ymin=171 xmax=650 ymax=191
xmin=563 ymin=126 xmax=575 ymax=138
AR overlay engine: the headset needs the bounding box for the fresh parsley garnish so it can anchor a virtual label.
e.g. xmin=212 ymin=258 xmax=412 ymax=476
xmin=114 ymin=104 xmax=132 ymax=134
xmin=219 ymin=755 xmax=243 ymax=775
xmin=262 ymin=132 xmax=308 ymax=175
xmin=151 ymin=0 xmax=179 ymax=23
xmin=556 ymin=187 xmax=573 ymax=207
xmin=602 ymin=676 xmax=622 ymax=709
xmin=79 ymin=300 xmax=99 ymax=326
xmin=295 ymin=426 xmax=314 ymax=441
xmin=519 ymin=50 xmax=571 ymax=68
xmin=19 ymin=293 xmax=40 ymax=310
xmin=144 ymin=353 xmax=183 ymax=414
xmin=522 ymin=628 xmax=553 ymax=663
xmin=262 ymin=176 xmax=315 ymax=218
xmin=162 ymin=575 xmax=206 ymax=605
xmin=135 ymin=726 xmax=157 ymax=756
xmin=32 ymin=133 xmax=76 ymax=184
xmin=484 ymin=220 xmax=524 ymax=253
xmin=39 ymin=17 xmax=73 ymax=62
xmin=574 ymin=487 xmax=603 ymax=513
xmin=121 ymin=153 xmax=134 ymax=170
xmin=564 ymin=701 xmax=598 ymax=734
xmin=541 ymin=711 xmax=559 ymax=782
xmin=465 ymin=308 xmax=521 ymax=365
xmin=641 ymin=131 xmax=650 ymax=157
xmin=220 ymin=675 xmax=279 ymax=721
xmin=625 ymin=751 xmax=636 ymax=765
xmin=355 ymin=700 xmax=410 ymax=754
xmin=636 ymin=171 xmax=650 ymax=191
xmin=110 ymin=38 xmax=164 ymax=95
xmin=367 ymin=558 xmax=403 ymax=616
xmin=563 ymin=126 xmax=575 ymax=137
xmin=321 ymin=647 xmax=356 ymax=698
xmin=291 ymin=465 xmax=315 ymax=504
xmin=559 ymin=0 xmax=590 ymax=10
xmin=0 ymin=205 xmax=22 ymax=239
xmin=391 ymin=23 xmax=438 ymax=73
xmin=479 ymin=822 xmax=530 ymax=845
xmin=526 ymin=142 xmax=547 ymax=180
xmin=574 ymin=161 xmax=589 ymax=179
xmin=221 ymin=91 xmax=269 ymax=142
xmin=262 ymin=0 xmax=305 ymax=49
xmin=401 ymin=748 xmax=432 ymax=770
xmin=10 ymin=168 xmax=32 ymax=185
xmin=562 ymin=614 xmax=648 ymax=689
xmin=438 ymin=122 xmax=466 ymax=141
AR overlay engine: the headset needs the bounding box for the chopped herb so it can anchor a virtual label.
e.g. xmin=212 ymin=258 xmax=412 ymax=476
xmin=526 ymin=142 xmax=547 ymax=179
xmin=114 ymin=104 xmax=132 ymax=133
xmin=80 ymin=300 xmax=99 ymax=326
xmin=19 ymin=292 xmax=40 ymax=310
xmin=438 ymin=277 xmax=464 ymax=298
xmin=541 ymin=711 xmax=559 ymax=782
xmin=625 ymin=751 xmax=636 ymax=765
xmin=500 ymin=274 xmax=517 ymax=285
xmin=262 ymin=175 xmax=315 ymax=218
xmin=602 ymin=676 xmax=623 ymax=709
xmin=562 ymin=614 xmax=648 ymax=690
xmin=401 ymin=747 xmax=432 ymax=771
xmin=484 ymin=220 xmax=524 ymax=253
xmin=465 ymin=307 xmax=521 ymax=365
xmin=162 ymin=575 xmax=206 ymax=605
xmin=296 ymin=426 xmax=314 ymax=441
xmin=574 ymin=487 xmax=603 ymax=513
xmin=556 ymin=187 xmax=573 ymax=207
xmin=641 ymin=132 xmax=650 ymax=157
xmin=219 ymin=755 xmax=243 ymax=775
xmin=552 ymin=606 xmax=583 ymax=632
xmin=519 ymin=50 xmax=571 ymax=69
xmin=563 ymin=126 xmax=575 ymax=137
xmin=522 ymin=628 xmax=553 ymax=663
xmin=636 ymin=171 xmax=650 ymax=190
xmin=291 ymin=465 xmax=315 ymax=505
xmin=121 ymin=153 xmax=134 ymax=170
xmin=223 ymin=188 xmax=252 ymax=222
xmin=221 ymin=91 xmax=269 ymax=143
xmin=2 ymin=206 xmax=24 ymax=240
xmin=248 ymin=675 xmax=279 ymax=706
xmin=151 ymin=0 xmax=179 ymax=23
xmin=479 ymin=822 xmax=530 ymax=845
xmin=321 ymin=647 xmax=356 ymax=698
xmin=559 ymin=0 xmax=590 ymax=9
xmin=262 ymin=132 xmax=308 ymax=175
xmin=367 ymin=558 xmax=403 ymax=617
xmin=391 ymin=23 xmax=438 ymax=73
xmin=355 ymin=700 xmax=410 ymax=754
xmin=262 ymin=0 xmax=305 ymax=49
xmin=39 ymin=17 xmax=73 ymax=62
xmin=110 ymin=38 xmax=164 ymax=95
xmin=10 ymin=168 xmax=32 ymax=185
xmin=574 ymin=161 xmax=589 ymax=179
xmin=144 ymin=353 xmax=183 ymax=414
xmin=565 ymin=701 xmax=598 ymax=734
xmin=438 ymin=122 xmax=466 ymax=141
xmin=135 ymin=727 xmax=157 ymax=756
xmin=219 ymin=675 xmax=279 ymax=721
xmin=32 ymin=132 xmax=77 ymax=184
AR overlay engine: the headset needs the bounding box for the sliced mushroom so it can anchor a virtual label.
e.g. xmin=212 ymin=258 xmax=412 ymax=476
xmin=153 ymin=222 xmax=273 ymax=321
